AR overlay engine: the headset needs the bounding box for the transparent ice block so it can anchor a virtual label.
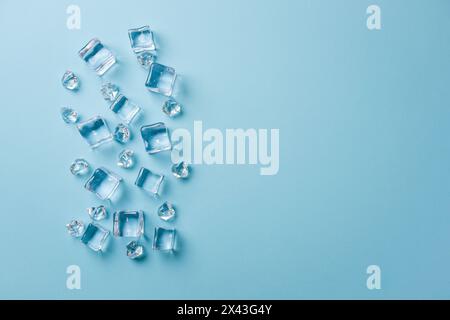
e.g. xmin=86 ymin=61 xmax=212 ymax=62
xmin=110 ymin=94 xmax=141 ymax=125
xmin=128 ymin=26 xmax=156 ymax=53
xmin=153 ymin=227 xmax=176 ymax=252
xmin=113 ymin=210 xmax=144 ymax=237
xmin=134 ymin=167 xmax=164 ymax=197
xmin=84 ymin=167 xmax=122 ymax=200
xmin=77 ymin=116 xmax=113 ymax=149
xmin=79 ymin=38 xmax=116 ymax=76
xmin=81 ymin=223 xmax=110 ymax=252
xmin=140 ymin=122 xmax=172 ymax=154
xmin=145 ymin=63 xmax=176 ymax=96
xmin=126 ymin=241 xmax=144 ymax=259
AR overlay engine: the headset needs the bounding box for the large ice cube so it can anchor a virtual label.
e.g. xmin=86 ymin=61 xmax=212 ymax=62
xmin=79 ymin=38 xmax=116 ymax=76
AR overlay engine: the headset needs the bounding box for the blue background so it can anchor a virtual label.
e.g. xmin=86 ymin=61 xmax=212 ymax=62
xmin=0 ymin=0 xmax=449 ymax=299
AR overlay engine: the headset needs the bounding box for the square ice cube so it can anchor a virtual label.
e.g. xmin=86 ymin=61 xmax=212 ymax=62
xmin=145 ymin=63 xmax=176 ymax=96
xmin=153 ymin=227 xmax=176 ymax=252
xmin=79 ymin=38 xmax=116 ymax=76
xmin=128 ymin=26 xmax=156 ymax=53
xmin=77 ymin=116 xmax=113 ymax=149
xmin=81 ymin=223 xmax=110 ymax=252
xmin=135 ymin=167 xmax=164 ymax=197
xmin=113 ymin=211 xmax=144 ymax=237
xmin=85 ymin=167 xmax=122 ymax=200
xmin=109 ymin=94 xmax=141 ymax=125
xmin=140 ymin=122 xmax=172 ymax=154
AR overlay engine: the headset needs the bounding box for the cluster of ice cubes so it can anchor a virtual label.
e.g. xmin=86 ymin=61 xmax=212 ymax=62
xmin=62 ymin=26 xmax=191 ymax=259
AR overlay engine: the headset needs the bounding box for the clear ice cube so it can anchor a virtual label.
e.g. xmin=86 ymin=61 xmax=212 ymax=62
xmin=140 ymin=122 xmax=172 ymax=154
xmin=61 ymin=107 xmax=79 ymax=124
xmin=153 ymin=227 xmax=176 ymax=252
xmin=114 ymin=123 xmax=131 ymax=144
xmin=101 ymin=82 xmax=120 ymax=102
xmin=171 ymin=161 xmax=190 ymax=179
xmin=81 ymin=223 xmax=110 ymax=252
xmin=136 ymin=51 xmax=156 ymax=68
xmin=84 ymin=167 xmax=122 ymax=201
xmin=79 ymin=38 xmax=116 ymax=76
xmin=87 ymin=205 xmax=107 ymax=221
xmin=162 ymin=98 xmax=182 ymax=117
xmin=128 ymin=26 xmax=156 ymax=53
xmin=70 ymin=158 xmax=90 ymax=176
xmin=145 ymin=63 xmax=176 ymax=96
xmin=61 ymin=70 xmax=79 ymax=91
xmin=66 ymin=219 xmax=84 ymax=237
xmin=157 ymin=202 xmax=175 ymax=221
xmin=110 ymin=94 xmax=141 ymax=125
xmin=126 ymin=241 xmax=144 ymax=259
xmin=113 ymin=210 xmax=144 ymax=237
xmin=134 ymin=167 xmax=164 ymax=197
xmin=77 ymin=116 xmax=113 ymax=149
xmin=117 ymin=149 xmax=134 ymax=168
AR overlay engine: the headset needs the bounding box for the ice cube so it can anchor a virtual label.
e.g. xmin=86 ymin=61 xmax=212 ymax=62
xmin=84 ymin=167 xmax=122 ymax=201
xmin=153 ymin=227 xmax=176 ymax=252
xmin=110 ymin=94 xmax=141 ymax=125
xmin=81 ymin=223 xmax=110 ymax=252
xmin=113 ymin=210 xmax=144 ymax=238
xmin=145 ymin=63 xmax=176 ymax=96
xmin=77 ymin=116 xmax=113 ymax=149
xmin=140 ymin=122 xmax=172 ymax=154
xmin=79 ymin=38 xmax=116 ymax=76
xmin=134 ymin=167 xmax=164 ymax=197
xmin=128 ymin=26 xmax=156 ymax=53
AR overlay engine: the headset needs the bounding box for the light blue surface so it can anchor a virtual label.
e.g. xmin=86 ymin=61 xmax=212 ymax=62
xmin=0 ymin=0 xmax=449 ymax=299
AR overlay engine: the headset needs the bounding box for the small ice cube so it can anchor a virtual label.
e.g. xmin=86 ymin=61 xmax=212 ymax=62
xmin=61 ymin=107 xmax=79 ymax=124
xmin=157 ymin=202 xmax=175 ymax=222
xmin=117 ymin=149 xmax=135 ymax=169
xmin=66 ymin=219 xmax=84 ymax=237
xmin=126 ymin=241 xmax=144 ymax=259
xmin=136 ymin=51 xmax=156 ymax=68
xmin=162 ymin=98 xmax=182 ymax=117
xmin=61 ymin=71 xmax=79 ymax=91
xmin=70 ymin=158 xmax=90 ymax=176
xmin=171 ymin=161 xmax=190 ymax=179
xmin=114 ymin=123 xmax=131 ymax=144
xmin=87 ymin=205 xmax=107 ymax=221
xmin=101 ymin=82 xmax=120 ymax=102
